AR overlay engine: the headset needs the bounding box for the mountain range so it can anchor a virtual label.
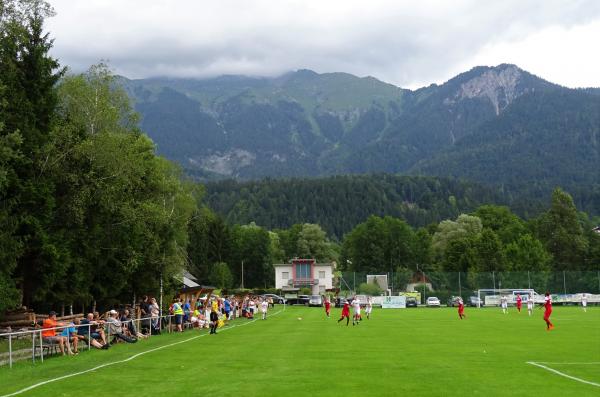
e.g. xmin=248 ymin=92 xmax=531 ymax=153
xmin=122 ymin=64 xmax=600 ymax=215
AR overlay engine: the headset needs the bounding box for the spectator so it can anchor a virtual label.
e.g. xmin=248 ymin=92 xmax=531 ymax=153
xmin=183 ymin=299 xmax=191 ymax=322
xmin=79 ymin=313 xmax=109 ymax=349
xmin=223 ymin=297 xmax=231 ymax=320
xmin=209 ymin=308 xmax=219 ymax=334
xmin=41 ymin=311 xmax=73 ymax=356
xmin=106 ymin=310 xmax=137 ymax=344
xmin=60 ymin=321 xmax=81 ymax=354
xmin=248 ymin=298 xmax=256 ymax=319
xmin=140 ymin=295 xmax=151 ymax=333
xmin=121 ymin=309 xmax=148 ymax=339
xmin=170 ymin=299 xmax=184 ymax=332
xmin=149 ymin=297 xmax=160 ymax=334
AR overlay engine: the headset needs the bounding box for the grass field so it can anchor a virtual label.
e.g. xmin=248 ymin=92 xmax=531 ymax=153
xmin=0 ymin=305 xmax=598 ymax=396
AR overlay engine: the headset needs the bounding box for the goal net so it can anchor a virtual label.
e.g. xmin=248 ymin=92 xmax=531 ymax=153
xmin=477 ymin=288 xmax=537 ymax=307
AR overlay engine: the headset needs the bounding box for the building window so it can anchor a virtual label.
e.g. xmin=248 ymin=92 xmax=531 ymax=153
xmin=319 ymin=285 xmax=326 ymax=294
xmin=296 ymin=263 xmax=311 ymax=280
xmin=318 ymin=271 xmax=325 ymax=279
xmin=282 ymin=272 xmax=289 ymax=280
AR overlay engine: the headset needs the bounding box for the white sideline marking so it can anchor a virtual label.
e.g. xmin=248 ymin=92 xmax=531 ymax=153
xmin=527 ymin=361 xmax=600 ymax=388
xmin=0 ymin=306 xmax=285 ymax=397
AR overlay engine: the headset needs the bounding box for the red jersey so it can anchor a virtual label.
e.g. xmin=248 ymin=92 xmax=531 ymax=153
xmin=324 ymin=301 xmax=331 ymax=311
xmin=458 ymin=302 xmax=464 ymax=312
xmin=341 ymin=303 xmax=350 ymax=316
xmin=544 ymin=296 xmax=552 ymax=312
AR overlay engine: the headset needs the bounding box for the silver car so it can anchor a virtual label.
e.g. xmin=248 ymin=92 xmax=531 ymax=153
xmin=426 ymin=297 xmax=441 ymax=307
xmin=308 ymin=295 xmax=323 ymax=307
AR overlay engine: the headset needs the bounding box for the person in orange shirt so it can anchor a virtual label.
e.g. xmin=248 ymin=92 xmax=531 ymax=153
xmin=41 ymin=311 xmax=73 ymax=355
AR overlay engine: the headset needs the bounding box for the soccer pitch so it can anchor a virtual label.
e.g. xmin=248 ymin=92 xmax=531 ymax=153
xmin=0 ymin=306 xmax=598 ymax=397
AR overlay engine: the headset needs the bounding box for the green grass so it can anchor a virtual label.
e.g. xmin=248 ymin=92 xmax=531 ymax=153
xmin=0 ymin=306 xmax=598 ymax=396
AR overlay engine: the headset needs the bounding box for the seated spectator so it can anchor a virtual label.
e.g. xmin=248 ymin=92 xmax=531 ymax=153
xmin=106 ymin=310 xmax=137 ymax=344
xmin=60 ymin=321 xmax=81 ymax=354
xmin=190 ymin=308 xmax=207 ymax=328
xmin=78 ymin=314 xmax=109 ymax=350
xmin=121 ymin=309 xmax=148 ymax=339
xmin=41 ymin=311 xmax=73 ymax=356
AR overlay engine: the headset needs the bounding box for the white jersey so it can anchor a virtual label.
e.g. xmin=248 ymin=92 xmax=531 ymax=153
xmin=365 ymin=300 xmax=373 ymax=313
xmin=261 ymin=301 xmax=268 ymax=313
xmin=353 ymin=300 xmax=361 ymax=314
xmin=582 ymin=295 xmax=587 ymax=306
xmin=527 ymin=297 xmax=534 ymax=308
xmin=500 ymin=296 xmax=508 ymax=308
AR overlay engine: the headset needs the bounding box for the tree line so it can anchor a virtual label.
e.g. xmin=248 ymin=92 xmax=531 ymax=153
xmin=0 ymin=1 xmax=195 ymax=313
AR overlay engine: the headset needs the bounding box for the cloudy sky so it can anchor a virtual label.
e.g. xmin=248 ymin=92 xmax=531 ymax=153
xmin=45 ymin=0 xmax=600 ymax=89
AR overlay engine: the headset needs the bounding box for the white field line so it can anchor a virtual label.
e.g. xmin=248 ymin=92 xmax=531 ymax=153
xmin=527 ymin=361 xmax=600 ymax=388
xmin=0 ymin=305 xmax=286 ymax=397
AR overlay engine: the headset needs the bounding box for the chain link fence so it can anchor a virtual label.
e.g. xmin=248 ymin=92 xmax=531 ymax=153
xmin=340 ymin=270 xmax=600 ymax=303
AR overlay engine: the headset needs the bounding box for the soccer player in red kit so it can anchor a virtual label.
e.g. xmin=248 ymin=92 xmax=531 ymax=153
xmin=324 ymin=297 xmax=331 ymax=318
xmin=516 ymin=294 xmax=522 ymax=313
xmin=337 ymin=300 xmax=350 ymax=326
xmin=458 ymin=297 xmax=466 ymax=319
xmin=542 ymin=291 xmax=554 ymax=331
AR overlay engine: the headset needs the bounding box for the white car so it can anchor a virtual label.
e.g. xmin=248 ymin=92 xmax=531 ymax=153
xmin=426 ymin=297 xmax=441 ymax=307
xmin=308 ymin=295 xmax=323 ymax=307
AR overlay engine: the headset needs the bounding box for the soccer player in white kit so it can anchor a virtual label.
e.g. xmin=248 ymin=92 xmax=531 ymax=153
xmin=527 ymin=293 xmax=534 ymax=316
xmin=260 ymin=299 xmax=268 ymax=320
xmin=581 ymin=293 xmax=588 ymax=313
xmin=365 ymin=297 xmax=373 ymax=319
xmin=352 ymin=297 xmax=361 ymax=325
xmin=500 ymin=295 xmax=508 ymax=314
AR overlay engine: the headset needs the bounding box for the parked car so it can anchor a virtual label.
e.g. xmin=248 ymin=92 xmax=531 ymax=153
xmin=469 ymin=296 xmax=483 ymax=307
xmin=308 ymin=295 xmax=323 ymax=307
xmin=261 ymin=294 xmax=286 ymax=304
xmin=297 ymin=295 xmax=310 ymax=305
xmin=426 ymin=297 xmax=441 ymax=307
xmin=406 ymin=296 xmax=418 ymax=307
xmin=447 ymin=296 xmax=462 ymax=307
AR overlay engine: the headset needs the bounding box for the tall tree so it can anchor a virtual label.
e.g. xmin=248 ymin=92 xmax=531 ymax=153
xmin=536 ymin=188 xmax=588 ymax=270
xmin=0 ymin=0 xmax=65 ymax=306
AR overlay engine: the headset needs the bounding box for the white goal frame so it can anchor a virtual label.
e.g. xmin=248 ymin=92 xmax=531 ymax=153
xmin=477 ymin=288 xmax=536 ymax=308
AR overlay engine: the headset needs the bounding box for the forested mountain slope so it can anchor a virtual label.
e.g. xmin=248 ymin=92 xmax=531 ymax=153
xmin=203 ymin=174 xmax=511 ymax=239
xmin=123 ymin=64 xmax=600 ymax=215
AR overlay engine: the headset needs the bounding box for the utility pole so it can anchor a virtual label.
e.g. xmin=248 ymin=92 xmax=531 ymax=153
xmin=241 ymin=260 xmax=244 ymax=289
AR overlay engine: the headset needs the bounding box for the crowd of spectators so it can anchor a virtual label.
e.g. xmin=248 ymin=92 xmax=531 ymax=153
xmin=36 ymin=294 xmax=274 ymax=357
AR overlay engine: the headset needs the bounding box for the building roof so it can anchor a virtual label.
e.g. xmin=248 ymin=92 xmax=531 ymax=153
xmin=273 ymin=262 xmax=334 ymax=267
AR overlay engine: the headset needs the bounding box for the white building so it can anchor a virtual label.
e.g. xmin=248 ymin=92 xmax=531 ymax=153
xmin=274 ymin=259 xmax=334 ymax=295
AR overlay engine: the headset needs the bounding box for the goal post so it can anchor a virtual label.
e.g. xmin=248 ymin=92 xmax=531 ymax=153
xmin=477 ymin=288 xmax=536 ymax=307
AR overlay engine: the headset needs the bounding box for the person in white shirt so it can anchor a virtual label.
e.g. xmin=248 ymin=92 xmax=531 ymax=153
xmin=365 ymin=297 xmax=373 ymax=320
xmin=581 ymin=293 xmax=588 ymax=313
xmin=527 ymin=293 xmax=534 ymax=316
xmin=260 ymin=299 xmax=268 ymax=320
xmin=248 ymin=299 xmax=256 ymax=319
xmin=352 ymin=297 xmax=361 ymax=325
xmin=500 ymin=295 xmax=508 ymax=314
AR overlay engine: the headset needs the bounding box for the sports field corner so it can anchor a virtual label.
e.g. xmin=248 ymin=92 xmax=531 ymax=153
xmin=0 ymin=305 xmax=598 ymax=397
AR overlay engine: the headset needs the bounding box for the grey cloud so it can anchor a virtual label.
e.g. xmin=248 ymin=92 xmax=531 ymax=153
xmin=46 ymin=0 xmax=600 ymax=88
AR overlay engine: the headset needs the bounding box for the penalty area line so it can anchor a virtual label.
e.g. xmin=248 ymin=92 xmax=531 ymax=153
xmin=0 ymin=305 xmax=286 ymax=397
xmin=526 ymin=361 xmax=600 ymax=388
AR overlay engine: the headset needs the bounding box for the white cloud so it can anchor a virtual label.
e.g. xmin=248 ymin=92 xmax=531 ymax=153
xmin=45 ymin=0 xmax=600 ymax=88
